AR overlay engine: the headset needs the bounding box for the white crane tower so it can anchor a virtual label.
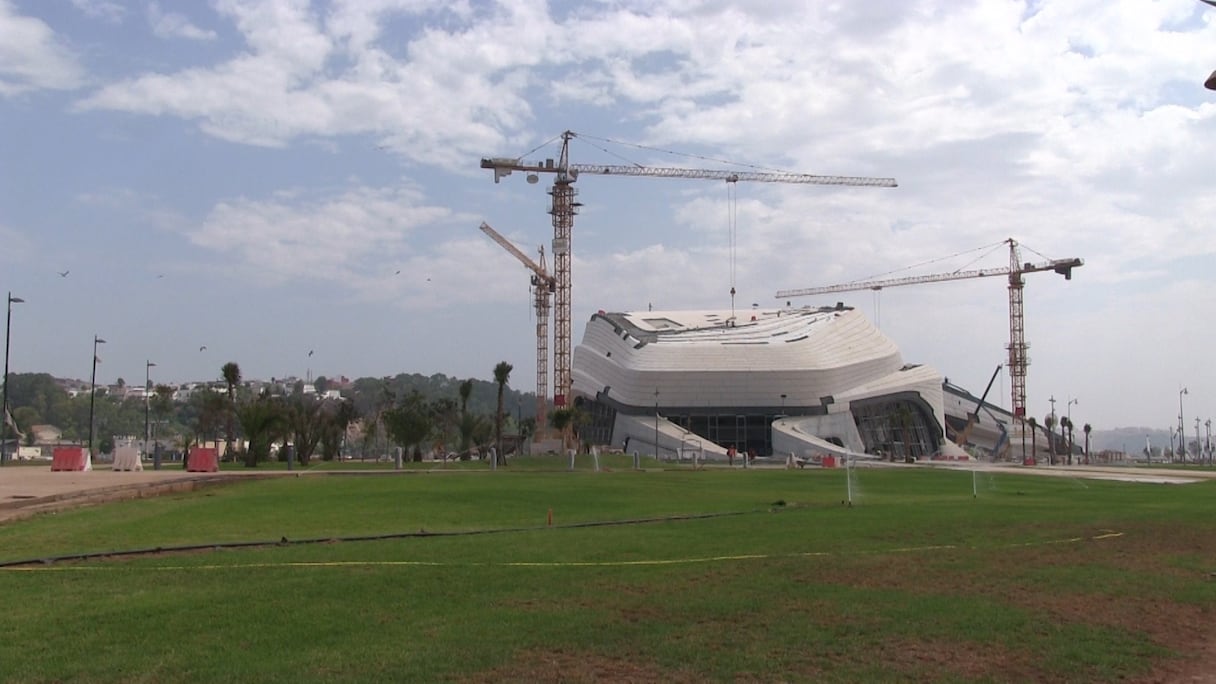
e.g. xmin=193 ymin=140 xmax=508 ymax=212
xmin=478 ymin=222 xmax=555 ymax=433
xmin=775 ymin=238 xmax=1083 ymax=422
xmin=483 ymin=130 xmax=897 ymax=410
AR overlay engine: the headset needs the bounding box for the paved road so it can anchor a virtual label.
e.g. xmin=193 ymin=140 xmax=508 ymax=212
xmin=0 ymin=465 xmax=278 ymax=524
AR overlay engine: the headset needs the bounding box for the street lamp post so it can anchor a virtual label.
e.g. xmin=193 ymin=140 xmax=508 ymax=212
xmin=145 ymin=360 xmax=156 ymax=463
xmin=2 ymin=293 xmax=24 ymax=466
xmin=88 ymin=335 xmax=106 ymax=460
xmin=1179 ymin=387 xmax=1188 ymax=462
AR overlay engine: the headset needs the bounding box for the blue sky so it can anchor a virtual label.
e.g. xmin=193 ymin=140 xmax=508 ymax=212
xmin=1 ymin=0 xmax=1213 ymax=432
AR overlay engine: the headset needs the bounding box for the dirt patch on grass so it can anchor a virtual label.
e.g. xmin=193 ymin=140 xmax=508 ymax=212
xmin=875 ymin=637 xmax=1041 ymax=682
xmin=800 ymin=521 xmax=1216 ymax=681
xmin=457 ymin=648 xmax=700 ymax=684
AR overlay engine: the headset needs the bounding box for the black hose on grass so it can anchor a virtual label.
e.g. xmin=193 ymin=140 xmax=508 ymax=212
xmin=0 ymin=509 xmax=765 ymax=569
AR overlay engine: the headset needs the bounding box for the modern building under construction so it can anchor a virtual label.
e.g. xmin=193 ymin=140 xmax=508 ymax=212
xmin=569 ymin=304 xmax=972 ymax=462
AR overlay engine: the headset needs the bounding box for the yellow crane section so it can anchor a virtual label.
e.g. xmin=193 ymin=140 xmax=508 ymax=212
xmin=775 ymin=238 xmax=1082 ymax=421
xmin=479 ymin=222 xmax=555 ymax=433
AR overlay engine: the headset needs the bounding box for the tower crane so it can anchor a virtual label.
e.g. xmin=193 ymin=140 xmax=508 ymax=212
xmin=479 ymin=222 xmax=555 ymax=434
xmin=483 ymin=130 xmax=897 ymax=408
xmin=775 ymin=238 xmax=1082 ymax=422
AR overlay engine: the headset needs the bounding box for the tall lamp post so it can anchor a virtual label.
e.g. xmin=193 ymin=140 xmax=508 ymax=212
xmin=144 ymin=360 xmax=156 ymax=461
xmin=88 ymin=335 xmax=106 ymax=459
xmin=2 ymin=293 xmax=24 ymax=466
xmin=1179 ymin=387 xmax=1188 ymax=462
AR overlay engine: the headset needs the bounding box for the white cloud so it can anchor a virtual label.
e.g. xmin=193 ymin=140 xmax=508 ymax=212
xmin=188 ymin=183 xmax=460 ymax=293
xmin=71 ymin=0 xmax=125 ymax=23
xmin=148 ymin=2 xmax=218 ymax=41
xmin=77 ymin=0 xmax=537 ymax=161
xmin=0 ymin=0 xmax=84 ymax=95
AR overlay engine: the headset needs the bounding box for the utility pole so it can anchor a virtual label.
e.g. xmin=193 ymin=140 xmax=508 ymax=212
xmin=88 ymin=335 xmax=106 ymax=459
xmin=2 ymin=293 xmax=24 ymax=466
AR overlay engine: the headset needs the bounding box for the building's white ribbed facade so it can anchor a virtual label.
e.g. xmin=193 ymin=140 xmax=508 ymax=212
xmin=570 ymin=305 xmax=953 ymax=461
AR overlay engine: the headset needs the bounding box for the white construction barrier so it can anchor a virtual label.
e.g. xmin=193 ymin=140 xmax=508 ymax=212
xmin=113 ymin=446 xmax=142 ymax=471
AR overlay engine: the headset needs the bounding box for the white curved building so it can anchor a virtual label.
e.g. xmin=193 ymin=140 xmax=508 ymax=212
xmin=570 ymin=305 xmax=955 ymax=462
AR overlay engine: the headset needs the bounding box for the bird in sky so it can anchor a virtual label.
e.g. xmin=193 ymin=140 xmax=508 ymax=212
xmin=308 ymin=350 xmax=314 ymax=357
xmin=58 ymin=270 xmax=69 ymax=277
xmin=199 ymin=345 xmax=207 ymax=352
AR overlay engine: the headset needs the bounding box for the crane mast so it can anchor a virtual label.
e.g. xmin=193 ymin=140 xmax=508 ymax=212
xmin=484 ymin=130 xmax=896 ymax=411
xmin=479 ymin=222 xmax=555 ymax=431
xmin=1007 ymin=241 xmax=1028 ymax=419
xmin=775 ymin=238 xmax=1082 ymax=424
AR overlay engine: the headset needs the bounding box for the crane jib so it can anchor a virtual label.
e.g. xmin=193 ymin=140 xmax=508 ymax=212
xmin=480 ymin=158 xmax=897 ymax=188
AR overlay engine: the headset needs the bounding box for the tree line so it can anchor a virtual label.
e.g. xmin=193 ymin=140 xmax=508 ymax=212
xmin=2 ymin=364 xmax=555 ymax=466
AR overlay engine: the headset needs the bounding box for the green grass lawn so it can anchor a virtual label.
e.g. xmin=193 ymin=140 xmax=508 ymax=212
xmin=2 ymin=463 xmax=1214 ymax=682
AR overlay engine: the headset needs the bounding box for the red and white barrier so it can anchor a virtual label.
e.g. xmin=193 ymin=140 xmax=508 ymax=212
xmin=51 ymin=446 xmax=91 ymax=472
xmin=187 ymin=446 xmax=219 ymax=472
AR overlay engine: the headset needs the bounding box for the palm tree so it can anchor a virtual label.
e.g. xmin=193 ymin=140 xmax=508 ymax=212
xmin=458 ymin=379 xmax=473 ymax=415
xmin=319 ymin=399 xmax=357 ymax=462
xmin=1027 ymin=416 xmax=1039 ymax=464
xmin=285 ymin=395 xmax=325 ymax=466
xmin=221 ymin=362 xmax=241 ymax=461
xmin=234 ymin=395 xmax=286 ymax=467
xmin=1062 ymin=417 xmax=1075 ymax=465
xmin=458 ymin=379 xmax=474 ymax=455
xmin=550 ymin=408 xmax=575 ymax=469
xmin=1083 ymin=423 xmax=1092 ymax=464
xmin=384 ymin=391 xmax=433 ymax=462
xmin=1044 ymin=414 xmax=1057 ymax=465
xmin=493 ymin=362 xmax=513 ymax=466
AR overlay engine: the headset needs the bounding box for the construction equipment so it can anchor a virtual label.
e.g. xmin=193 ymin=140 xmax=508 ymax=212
xmin=775 ymin=238 xmax=1082 ymax=421
xmin=479 ymin=222 xmax=555 ymax=433
xmin=953 ymin=364 xmax=1002 ymax=447
xmin=484 ymin=130 xmax=896 ymax=408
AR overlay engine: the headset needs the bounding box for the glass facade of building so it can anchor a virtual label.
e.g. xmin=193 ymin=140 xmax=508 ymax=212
xmin=577 ymin=392 xmax=941 ymax=458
